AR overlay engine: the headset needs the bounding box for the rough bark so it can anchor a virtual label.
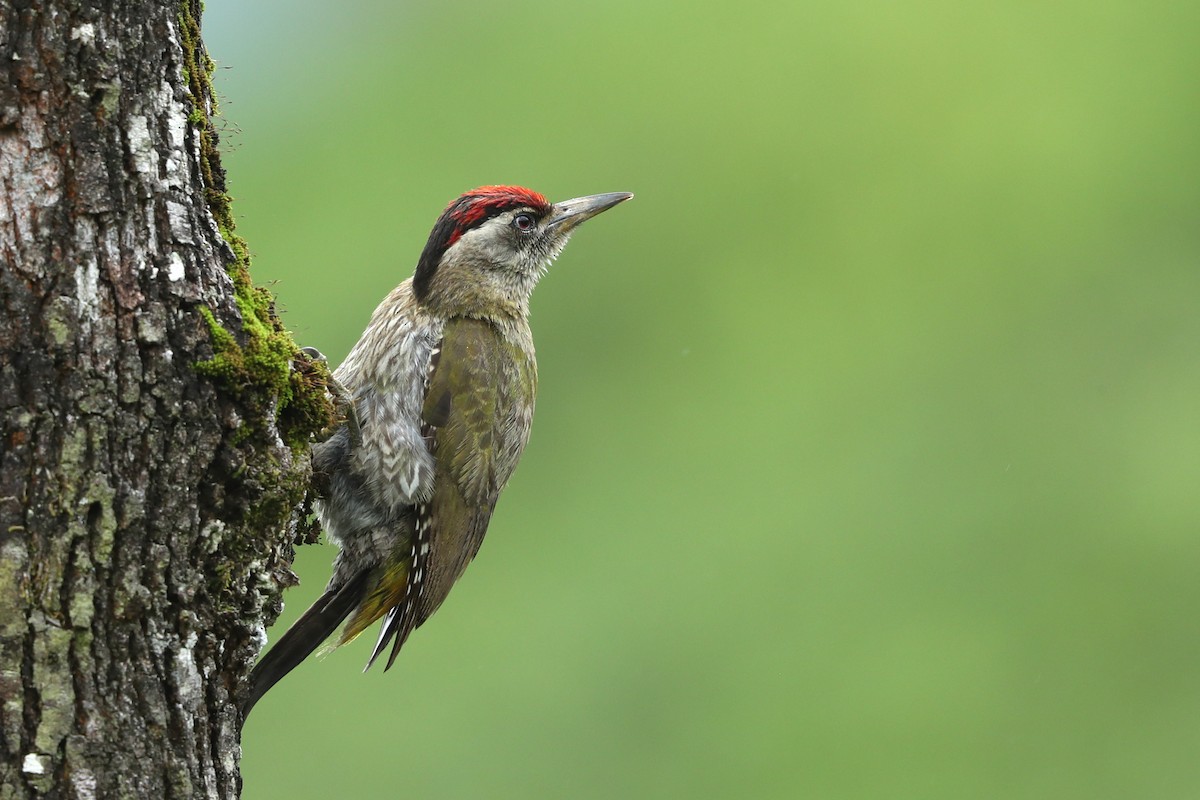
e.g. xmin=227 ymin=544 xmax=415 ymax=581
xmin=0 ymin=2 xmax=327 ymax=797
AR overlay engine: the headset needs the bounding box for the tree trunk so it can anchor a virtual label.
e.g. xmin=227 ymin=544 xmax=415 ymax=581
xmin=0 ymin=2 xmax=327 ymax=797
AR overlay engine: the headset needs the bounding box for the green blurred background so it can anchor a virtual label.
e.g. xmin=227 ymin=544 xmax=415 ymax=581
xmin=206 ymin=2 xmax=1199 ymax=797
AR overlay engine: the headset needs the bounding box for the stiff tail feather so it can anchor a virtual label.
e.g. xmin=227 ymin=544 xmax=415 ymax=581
xmin=240 ymin=570 xmax=370 ymax=720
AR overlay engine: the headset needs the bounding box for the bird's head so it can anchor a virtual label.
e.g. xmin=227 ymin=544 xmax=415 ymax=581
xmin=413 ymin=186 xmax=632 ymax=318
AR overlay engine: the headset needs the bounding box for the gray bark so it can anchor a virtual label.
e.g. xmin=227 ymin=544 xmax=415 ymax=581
xmin=0 ymin=2 xmax=321 ymax=797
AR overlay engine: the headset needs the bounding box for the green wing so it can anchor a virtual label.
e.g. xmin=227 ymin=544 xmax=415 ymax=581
xmin=423 ymin=318 xmax=505 ymax=506
xmin=419 ymin=317 xmax=536 ymax=614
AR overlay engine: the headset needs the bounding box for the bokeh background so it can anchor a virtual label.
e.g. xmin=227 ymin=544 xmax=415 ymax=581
xmin=206 ymin=2 xmax=1199 ymax=798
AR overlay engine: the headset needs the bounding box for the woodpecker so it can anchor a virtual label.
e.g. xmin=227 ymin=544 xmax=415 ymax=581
xmin=242 ymin=186 xmax=632 ymax=717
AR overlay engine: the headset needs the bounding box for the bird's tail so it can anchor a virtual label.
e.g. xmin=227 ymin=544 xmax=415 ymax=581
xmin=240 ymin=570 xmax=370 ymax=720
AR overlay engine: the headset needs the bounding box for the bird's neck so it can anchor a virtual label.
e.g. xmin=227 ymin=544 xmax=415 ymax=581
xmin=421 ymin=259 xmax=534 ymax=323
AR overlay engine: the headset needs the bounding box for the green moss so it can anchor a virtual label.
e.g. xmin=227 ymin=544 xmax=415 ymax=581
xmin=179 ymin=1 xmax=335 ymax=451
xmin=177 ymin=1 xmax=339 ymax=620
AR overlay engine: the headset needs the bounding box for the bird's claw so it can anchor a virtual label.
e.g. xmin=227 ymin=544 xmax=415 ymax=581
xmin=299 ymin=346 xmax=362 ymax=448
xmin=300 ymin=346 xmax=327 ymax=363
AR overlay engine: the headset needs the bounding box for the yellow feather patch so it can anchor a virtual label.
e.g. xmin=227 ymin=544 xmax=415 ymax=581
xmin=338 ymin=560 xmax=409 ymax=646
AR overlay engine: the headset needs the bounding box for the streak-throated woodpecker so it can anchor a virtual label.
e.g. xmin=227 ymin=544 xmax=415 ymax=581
xmin=242 ymin=186 xmax=632 ymax=716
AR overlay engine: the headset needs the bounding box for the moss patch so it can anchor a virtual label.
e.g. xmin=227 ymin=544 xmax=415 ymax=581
xmin=179 ymin=1 xmax=335 ymax=450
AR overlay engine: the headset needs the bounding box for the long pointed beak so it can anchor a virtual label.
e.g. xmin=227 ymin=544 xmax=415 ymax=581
xmin=547 ymin=191 xmax=634 ymax=232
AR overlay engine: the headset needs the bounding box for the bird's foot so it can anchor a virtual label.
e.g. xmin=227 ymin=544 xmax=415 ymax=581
xmin=299 ymin=347 xmax=362 ymax=448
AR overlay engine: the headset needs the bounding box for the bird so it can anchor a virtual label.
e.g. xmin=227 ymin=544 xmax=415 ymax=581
xmin=241 ymin=186 xmax=633 ymax=717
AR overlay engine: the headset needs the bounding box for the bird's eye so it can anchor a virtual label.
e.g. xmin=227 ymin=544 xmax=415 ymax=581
xmin=513 ymin=213 xmax=536 ymax=233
